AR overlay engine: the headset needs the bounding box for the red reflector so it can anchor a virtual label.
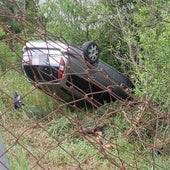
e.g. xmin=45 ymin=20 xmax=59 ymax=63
xmin=58 ymin=58 xmax=65 ymax=80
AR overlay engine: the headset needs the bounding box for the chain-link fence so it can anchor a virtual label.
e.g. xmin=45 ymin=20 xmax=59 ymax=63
xmin=0 ymin=1 xmax=169 ymax=169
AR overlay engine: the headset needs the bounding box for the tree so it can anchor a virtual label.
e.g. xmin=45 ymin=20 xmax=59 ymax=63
xmin=0 ymin=0 xmax=22 ymax=33
xmin=132 ymin=0 xmax=170 ymax=108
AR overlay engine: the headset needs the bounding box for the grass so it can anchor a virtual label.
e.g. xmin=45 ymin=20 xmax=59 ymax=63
xmin=0 ymin=69 xmax=170 ymax=170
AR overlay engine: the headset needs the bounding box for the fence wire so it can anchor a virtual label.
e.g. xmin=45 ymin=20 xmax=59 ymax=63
xmin=0 ymin=1 xmax=170 ymax=170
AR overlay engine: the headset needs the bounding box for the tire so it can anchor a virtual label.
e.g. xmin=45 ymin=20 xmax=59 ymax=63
xmin=81 ymin=41 xmax=99 ymax=64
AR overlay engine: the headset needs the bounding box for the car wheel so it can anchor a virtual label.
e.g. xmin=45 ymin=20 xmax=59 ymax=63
xmin=81 ymin=41 xmax=99 ymax=64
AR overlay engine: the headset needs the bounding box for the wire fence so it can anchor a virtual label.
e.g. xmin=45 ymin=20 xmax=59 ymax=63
xmin=0 ymin=1 xmax=170 ymax=170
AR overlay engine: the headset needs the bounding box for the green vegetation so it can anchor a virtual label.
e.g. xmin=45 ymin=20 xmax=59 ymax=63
xmin=0 ymin=0 xmax=170 ymax=169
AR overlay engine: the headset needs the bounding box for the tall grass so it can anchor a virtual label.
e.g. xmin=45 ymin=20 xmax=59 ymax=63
xmin=0 ymin=69 xmax=170 ymax=169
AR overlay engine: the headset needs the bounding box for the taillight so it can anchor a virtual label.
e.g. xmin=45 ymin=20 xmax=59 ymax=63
xmin=58 ymin=58 xmax=65 ymax=80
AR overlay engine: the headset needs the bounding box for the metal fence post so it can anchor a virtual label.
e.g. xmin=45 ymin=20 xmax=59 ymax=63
xmin=0 ymin=135 xmax=10 ymax=170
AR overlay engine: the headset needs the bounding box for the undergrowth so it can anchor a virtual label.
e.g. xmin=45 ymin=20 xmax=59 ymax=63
xmin=0 ymin=70 xmax=170 ymax=170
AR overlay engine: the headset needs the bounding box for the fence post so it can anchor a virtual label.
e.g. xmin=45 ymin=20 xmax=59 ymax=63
xmin=0 ymin=135 xmax=10 ymax=170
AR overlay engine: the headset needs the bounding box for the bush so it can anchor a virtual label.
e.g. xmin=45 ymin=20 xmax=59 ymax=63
xmin=134 ymin=6 xmax=170 ymax=110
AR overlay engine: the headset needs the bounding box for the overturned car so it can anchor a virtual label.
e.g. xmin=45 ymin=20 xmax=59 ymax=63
xmin=22 ymin=40 xmax=134 ymax=107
